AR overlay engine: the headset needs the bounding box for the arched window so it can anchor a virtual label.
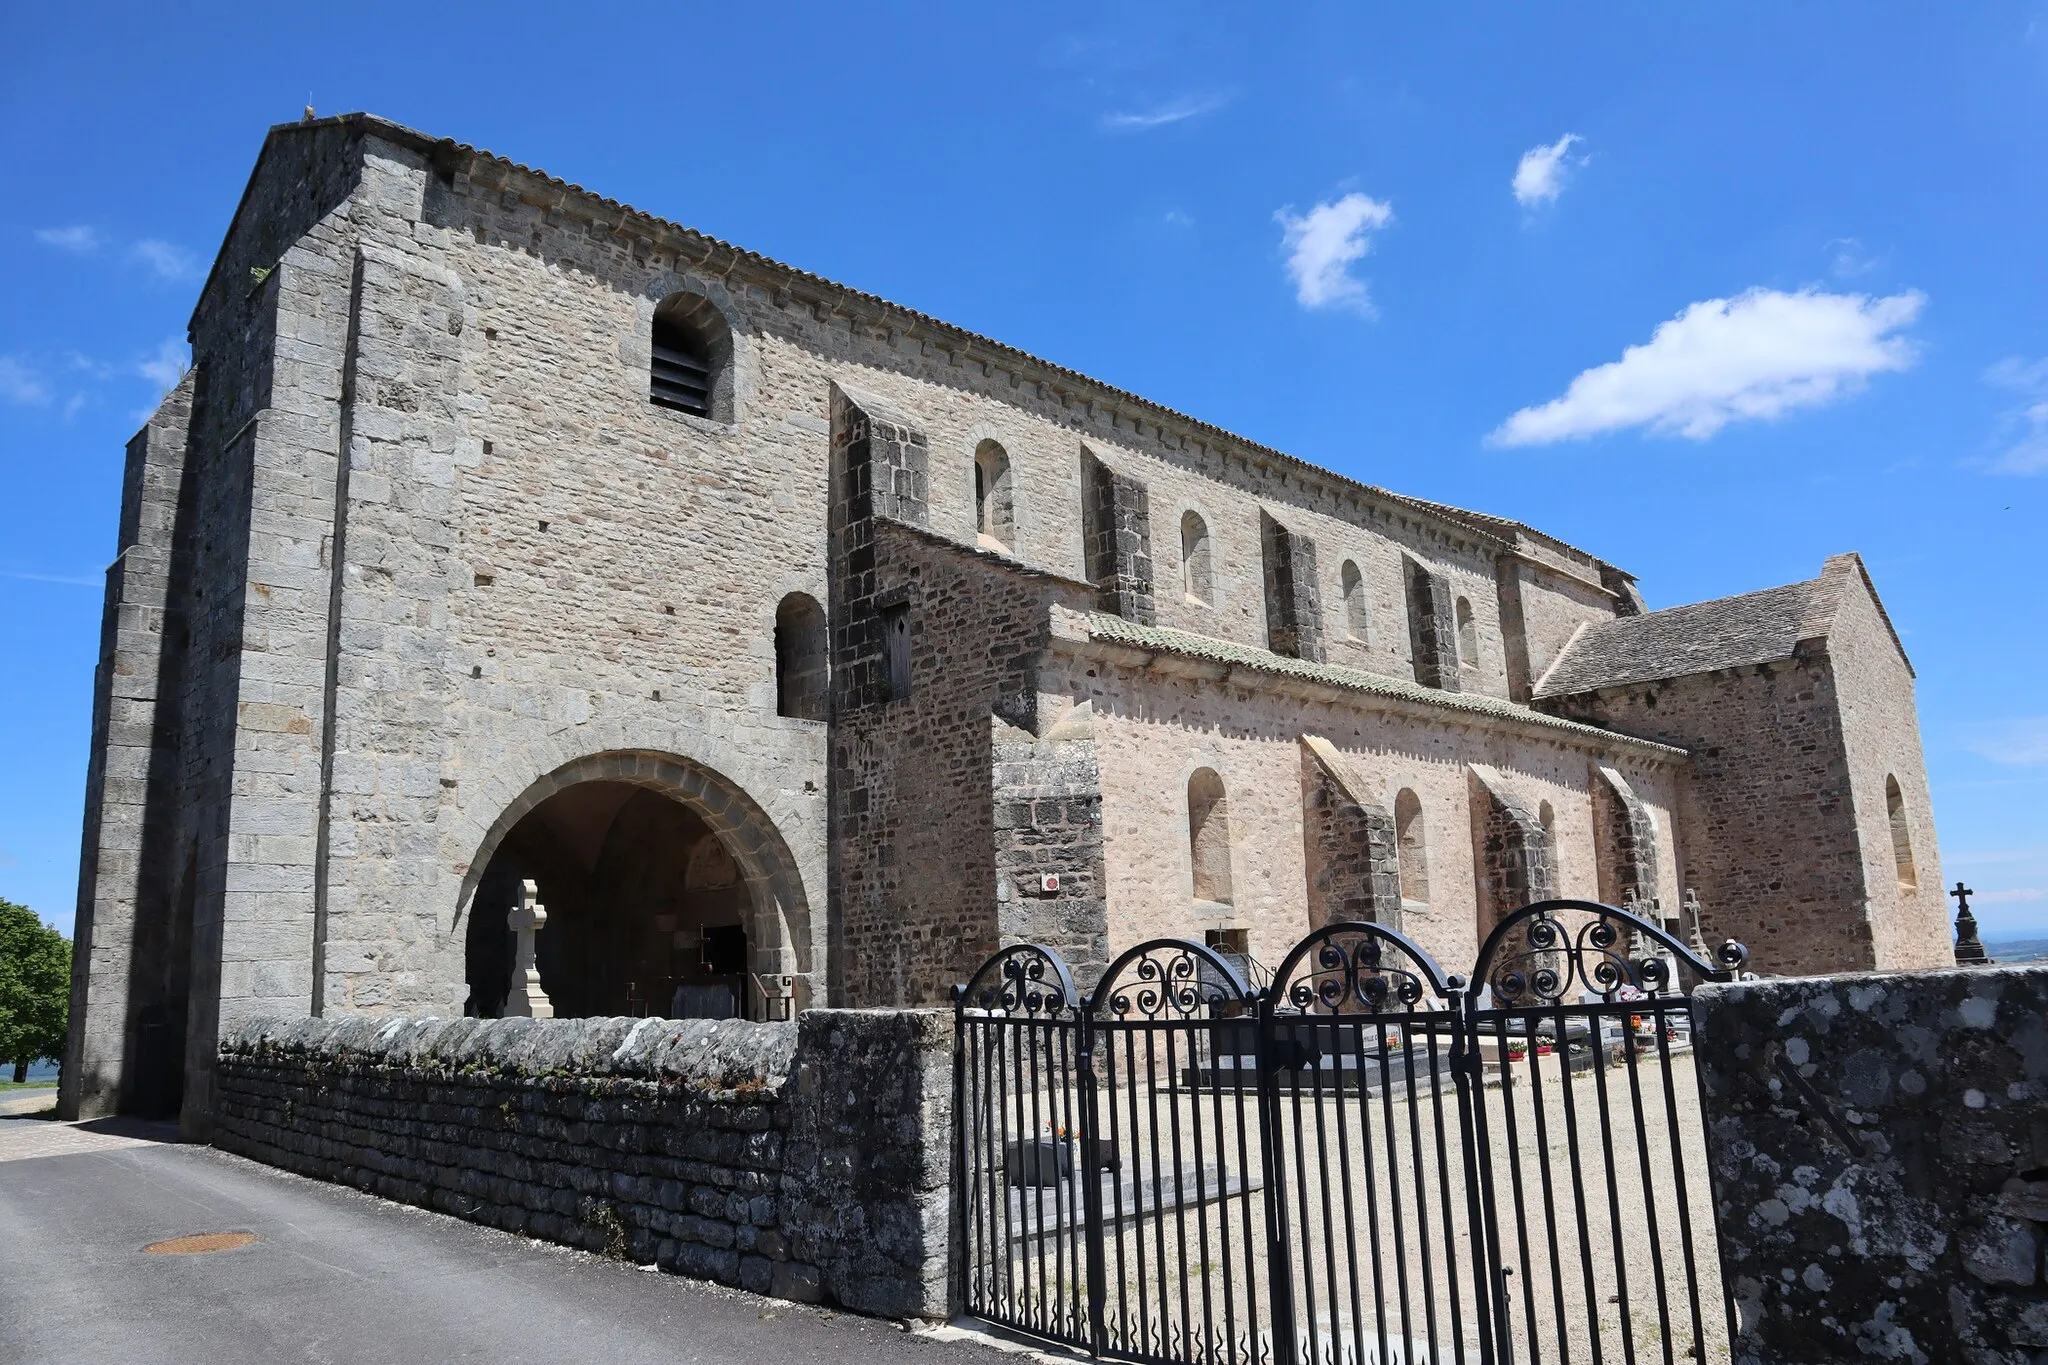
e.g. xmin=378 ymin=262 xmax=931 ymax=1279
xmin=1188 ymin=768 xmax=1233 ymax=906
xmin=774 ymin=593 xmax=827 ymax=721
xmin=1395 ymin=788 xmax=1430 ymax=910
xmin=974 ymin=440 xmax=1014 ymax=549
xmin=1341 ymin=560 xmax=1368 ymax=642
xmin=1456 ymin=597 xmax=1478 ymax=669
xmin=1181 ymin=511 xmax=1213 ymax=605
xmin=1538 ymin=800 xmax=1555 ymax=838
xmin=649 ymin=292 xmax=733 ymax=420
xmin=1885 ymin=774 xmax=1917 ymax=891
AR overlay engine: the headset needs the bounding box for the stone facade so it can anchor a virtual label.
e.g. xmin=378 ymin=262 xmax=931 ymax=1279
xmin=1694 ymin=967 xmax=2048 ymax=1363
xmin=1537 ymin=555 xmax=1952 ymax=975
xmin=65 ymin=112 xmax=1951 ymax=1131
xmin=213 ymin=1009 xmax=954 ymax=1318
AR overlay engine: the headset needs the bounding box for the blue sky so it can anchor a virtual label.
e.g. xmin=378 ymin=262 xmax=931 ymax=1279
xmin=2 ymin=3 xmax=2044 ymax=941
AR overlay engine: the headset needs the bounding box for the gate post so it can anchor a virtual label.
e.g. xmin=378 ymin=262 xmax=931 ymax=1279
xmin=1255 ymin=983 xmax=1297 ymax=1365
xmin=1075 ymin=1000 xmax=1109 ymax=1357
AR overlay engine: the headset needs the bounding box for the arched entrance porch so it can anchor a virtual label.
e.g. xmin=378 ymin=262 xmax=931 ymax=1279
xmin=458 ymin=752 xmax=812 ymax=1021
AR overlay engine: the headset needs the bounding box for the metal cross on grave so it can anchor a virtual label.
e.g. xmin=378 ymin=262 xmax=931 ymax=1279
xmin=504 ymin=878 xmax=555 ymax=1018
xmin=1951 ymin=881 xmax=1992 ymax=966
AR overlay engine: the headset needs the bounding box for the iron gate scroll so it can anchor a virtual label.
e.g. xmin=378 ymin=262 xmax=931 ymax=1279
xmin=954 ymin=901 xmax=1747 ymax=1365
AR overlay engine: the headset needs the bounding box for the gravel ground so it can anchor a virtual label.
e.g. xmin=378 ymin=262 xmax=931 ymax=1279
xmin=964 ymin=1030 xmax=1726 ymax=1365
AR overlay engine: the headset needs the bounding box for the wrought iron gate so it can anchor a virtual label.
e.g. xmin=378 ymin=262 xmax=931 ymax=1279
xmin=954 ymin=900 xmax=1747 ymax=1365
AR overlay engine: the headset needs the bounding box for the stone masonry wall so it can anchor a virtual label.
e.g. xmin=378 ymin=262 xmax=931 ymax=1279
xmin=830 ymin=510 xmax=1094 ymax=1006
xmin=992 ymin=709 xmax=1111 ymax=986
xmin=1468 ymin=762 xmax=1558 ymax=938
xmin=1824 ymin=558 xmax=1952 ymax=970
xmin=1695 ymin=967 xmax=2048 ymax=1363
xmin=1260 ymin=511 xmax=1325 ymax=663
xmin=212 ymin=1008 xmax=954 ymax=1319
xmin=1540 ymin=655 xmax=1877 ymax=976
xmin=1081 ymin=449 xmax=1156 ymax=625
xmin=63 ymin=372 xmax=197 ymax=1121
xmin=1299 ymin=736 xmax=1402 ymax=929
xmin=1067 ymin=636 xmax=1684 ymax=975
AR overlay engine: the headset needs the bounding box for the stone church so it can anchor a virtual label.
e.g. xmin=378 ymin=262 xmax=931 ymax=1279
xmin=61 ymin=113 xmax=1954 ymax=1130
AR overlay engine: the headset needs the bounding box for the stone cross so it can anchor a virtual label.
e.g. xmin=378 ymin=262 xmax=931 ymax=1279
xmin=1951 ymin=882 xmax=1992 ymax=966
xmin=504 ymin=879 xmax=554 ymax=1018
xmin=1683 ymin=888 xmax=1709 ymax=959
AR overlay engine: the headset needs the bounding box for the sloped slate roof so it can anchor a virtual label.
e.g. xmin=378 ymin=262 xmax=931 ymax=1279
xmin=1083 ymin=613 xmax=1686 ymax=758
xmin=1532 ymin=579 xmax=1827 ymax=698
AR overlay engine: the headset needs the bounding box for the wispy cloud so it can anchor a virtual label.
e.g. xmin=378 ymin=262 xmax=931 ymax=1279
xmin=32 ymin=225 xmax=196 ymax=280
xmin=0 ymin=357 xmax=50 ymax=406
xmin=1102 ymin=93 xmax=1228 ymax=131
xmin=0 ymin=569 xmax=100 ymax=587
xmin=1275 ymin=192 xmax=1394 ymax=315
xmin=1489 ymin=287 xmax=1925 ymax=445
xmin=1983 ymin=357 xmax=2048 ymax=475
xmin=1162 ymin=209 xmax=1194 ymax=229
xmin=1979 ymin=887 xmax=2048 ymax=904
xmin=137 ymin=338 xmax=188 ymax=390
xmin=35 ymin=225 xmax=103 ymax=253
xmin=1959 ymin=716 xmax=2048 ymax=765
xmin=1826 ymin=237 xmax=1879 ymax=278
xmin=131 ymin=239 xmax=196 ymax=280
xmin=1512 ymin=133 xmax=1584 ymax=208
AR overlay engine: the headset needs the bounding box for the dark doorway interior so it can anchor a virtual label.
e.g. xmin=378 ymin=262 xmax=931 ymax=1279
xmin=464 ymin=782 xmax=756 ymax=1020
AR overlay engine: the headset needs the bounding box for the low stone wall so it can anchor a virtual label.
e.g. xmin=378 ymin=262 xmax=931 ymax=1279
xmin=213 ymin=1009 xmax=952 ymax=1318
xmin=1694 ymin=966 xmax=2048 ymax=1363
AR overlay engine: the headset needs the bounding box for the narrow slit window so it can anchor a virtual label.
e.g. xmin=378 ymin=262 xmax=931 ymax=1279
xmin=1456 ymin=597 xmax=1478 ymax=669
xmin=974 ymin=440 xmax=1014 ymax=548
xmin=1188 ymin=768 xmax=1233 ymax=906
xmin=1182 ymin=511 xmax=1212 ymax=605
xmin=1341 ymin=560 xmax=1368 ymax=642
xmin=1395 ymin=788 xmax=1430 ymax=910
xmin=1886 ymin=774 xmax=1917 ymax=891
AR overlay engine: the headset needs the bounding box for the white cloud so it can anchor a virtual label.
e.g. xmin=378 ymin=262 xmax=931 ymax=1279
xmin=1512 ymin=134 xmax=1584 ymax=208
xmin=1979 ymin=887 xmax=2048 ymax=904
xmin=1984 ymin=357 xmax=2048 ymax=475
xmin=1275 ymin=193 xmax=1394 ymax=315
xmin=1960 ymin=716 xmax=2048 ymax=766
xmin=137 ymin=338 xmax=189 ymax=390
xmin=34 ymin=225 xmax=102 ymax=252
xmin=1489 ymin=287 xmax=1925 ymax=445
xmin=1102 ymin=93 xmax=1228 ymax=131
xmin=0 ymin=357 xmax=50 ymax=406
xmin=131 ymin=239 xmax=196 ymax=280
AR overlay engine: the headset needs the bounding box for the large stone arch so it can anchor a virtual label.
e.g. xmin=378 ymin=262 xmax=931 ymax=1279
xmin=456 ymin=750 xmax=814 ymax=994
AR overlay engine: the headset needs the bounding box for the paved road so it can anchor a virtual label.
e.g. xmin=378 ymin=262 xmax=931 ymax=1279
xmin=0 ymin=1115 xmax=1022 ymax=1365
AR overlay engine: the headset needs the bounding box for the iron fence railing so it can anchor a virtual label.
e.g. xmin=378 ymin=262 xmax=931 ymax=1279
xmin=954 ymin=899 xmax=1747 ymax=1365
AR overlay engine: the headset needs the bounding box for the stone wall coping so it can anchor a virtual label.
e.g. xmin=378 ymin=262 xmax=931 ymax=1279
xmin=1055 ymin=607 xmax=1690 ymax=765
xmin=223 ymin=1014 xmax=799 ymax=1096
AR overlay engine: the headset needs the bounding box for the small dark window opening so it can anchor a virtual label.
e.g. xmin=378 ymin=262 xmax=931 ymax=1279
xmin=648 ymin=292 xmax=732 ymax=419
xmin=882 ymin=603 xmax=912 ymax=701
xmin=651 ymin=316 xmax=712 ymax=415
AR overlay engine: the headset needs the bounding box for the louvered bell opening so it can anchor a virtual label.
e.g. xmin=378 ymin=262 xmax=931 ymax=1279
xmin=650 ymin=324 xmax=712 ymax=416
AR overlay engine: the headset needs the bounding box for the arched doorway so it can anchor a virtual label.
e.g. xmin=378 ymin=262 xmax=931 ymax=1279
xmin=459 ymin=752 xmax=811 ymax=1021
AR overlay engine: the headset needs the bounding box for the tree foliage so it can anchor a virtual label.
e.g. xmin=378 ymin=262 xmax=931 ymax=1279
xmin=0 ymin=898 xmax=70 ymax=1074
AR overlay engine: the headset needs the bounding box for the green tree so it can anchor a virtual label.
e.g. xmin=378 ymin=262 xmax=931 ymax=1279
xmin=0 ymin=899 xmax=70 ymax=1083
